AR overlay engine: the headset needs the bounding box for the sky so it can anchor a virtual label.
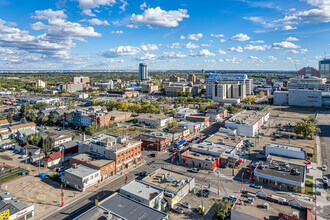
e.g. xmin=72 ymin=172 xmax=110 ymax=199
xmin=0 ymin=0 xmax=329 ymax=70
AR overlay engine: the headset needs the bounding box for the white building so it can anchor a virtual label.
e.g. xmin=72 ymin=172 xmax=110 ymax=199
xmin=224 ymin=110 xmax=270 ymax=137
xmin=36 ymin=80 xmax=46 ymax=88
xmin=265 ymin=143 xmax=306 ymax=160
xmin=62 ymin=164 xmax=101 ymax=192
xmin=75 ymin=93 xmax=89 ymax=100
xmin=178 ymin=121 xmax=203 ymax=134
xmin=175 ymin=108 xmax=198 ymax=119
xmin=139 ymin=63 xmax=148 ymax=81
xmin=135 ymin=114 xmax=173 ymax=128
xmin=0 ymin=192 xmax=34 ymax=220
xmin=287 ymin=75 xmax=329 ymax=92
xmin=274 ymin=89 xmax=324 ymax=108
xmin=93 ymin=80 xmax=113 ymax=90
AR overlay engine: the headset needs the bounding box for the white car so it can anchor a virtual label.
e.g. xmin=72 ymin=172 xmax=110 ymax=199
xmin=323 ymin=176 xmax=328 ymax=184
xmin=322 ymin=165 xmax=328 ymax=171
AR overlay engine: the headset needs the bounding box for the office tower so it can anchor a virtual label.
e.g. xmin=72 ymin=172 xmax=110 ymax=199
xmin=139 ymin=63 xmax=148 ymax=81
xmin=319 ymin=59 xmax=330 ymax=83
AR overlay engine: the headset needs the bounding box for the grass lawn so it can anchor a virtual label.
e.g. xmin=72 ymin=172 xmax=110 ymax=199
xmin=306 ymin=175 xmax=313 ymax=180
xmin=1 ymin=168 xmax=28 ymax=183
xmin=304 ymin=180 xmax=314 ymax=196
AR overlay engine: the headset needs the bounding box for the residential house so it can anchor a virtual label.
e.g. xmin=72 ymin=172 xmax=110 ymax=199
xmin=41 ymin=151 xmax=62 ymax=167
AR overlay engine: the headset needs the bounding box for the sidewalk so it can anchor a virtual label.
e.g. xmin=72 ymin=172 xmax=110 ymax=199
xmin=39 ymin=159 xmax=146 ymax=220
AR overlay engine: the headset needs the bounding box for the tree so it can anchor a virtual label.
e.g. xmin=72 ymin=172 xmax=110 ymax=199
xmin=174 ymin=103 xmax=178 ymax=108
xmin=49 ymin=114 xmax=59 ymax=125
xmin=6 ymin=112 xmax=13 ymax=124
xmin=246 ymin=95 xmax=256 ymax=104
xmin=61 ymin=88 xmax=68 ymax=93
xmin=259 ymin=91 xmax=265 ymax=98
xmin=167 ymin=120 xmax=178 ymax=129
xmin=42 ymin=136 xmax=55 ymax=155
xmin=42 ymin=116 xmax=48 ymax=124
xmin=294 ymin=117 xmax=320 ymax=139
xmin=213 ymin=200 xmax=232 ymax=220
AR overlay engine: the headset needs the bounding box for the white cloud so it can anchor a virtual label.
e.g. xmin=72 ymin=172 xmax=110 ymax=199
xmin=160 ymin=51 xmax=187 ymax=59
xmin=111 ymin=30 xmax=124 ymax=34
xmin=136 ymin=53 xmax=157 ymax=61
xmin=248 ymin=56 xmax=259 ymax=60
xmin=101 ymin=46 xmax=141 ymax=57
xmin=228 ymin=46 xmax=243 ymax=53
xmin=210 ymin=33 xmax=224 ymax=38
xmin=201 ymin=44 xmax=210 ymax=47
xmin=140 ymin=44 xmax=159 ymax=51
xmin=288 ymin=49 xmax=299 ymax=54
xmin=272 ymin=41 xmax=300 ymax=49
xmin=167 ymin=43 xmax=181 ymax=48
xmin=250 ymin=40 xmax=265 ymax=44
xmin=32 ymin=9 xmax=67 ymax=20
xmin=282 ymin=25 xmax=297 ymax=30
xmin=119 ymin=0 xmax=128 ymax=12
xmin=126 ymin=24 xmax=138 ymax=29
xmin=88 ymin=18 xmax=109 ymax=26
xmin=225 ymin=57 xmax=240 ymax=63
xmin=181 ymin=33 xmax=203 ymax=41
xmin=300 ymin=48 xmax=308 ymax=53
xmin=204 ymin=59 xmax=217 ymax=63
xmin=231 ymin=33 xmax=251 ymax=41
xmin=217 ymin=49 xmax=227 ymax=55
xmin=72 ymin=0 xmax=116 ymax=16
xmin=285 ymin=36 xmax=299 ymax=41
xmin=192 ymin=49 xmax=215 ymax=57
xmin=265 ymin=56 xmax=277 ymax=62
xmin=244 ymin=44 xmax=270 ymax=51
xmin=140 ymin=2 xmax=147 ymax=10
xmin=185 ymin=42 xmax=199 ymax=49
xmin=130 ymin=7 xmax=189 ymax=27
xmin=286 ymin=57 xmax=293 ymax=61
xmin=220 ymin=39 xmax=226 ymax=43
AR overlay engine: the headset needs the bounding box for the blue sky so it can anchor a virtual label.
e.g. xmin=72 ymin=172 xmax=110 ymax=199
xmin=0 ymin=0 xmax=329 ymax=70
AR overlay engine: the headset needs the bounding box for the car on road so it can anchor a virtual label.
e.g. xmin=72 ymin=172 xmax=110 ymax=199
xmin=181 ymin=201 xmax=191 ymax=209
xmin=148 ymin=153 xmax=158 ymax=157
xmin=236 ymin=159 xmax=243 ymax=165
xmin=198 ymin=189 xmax=210 ymax=198
xmin=189 ymin=168 xmax=199 ymax=173
xmin=139 ymin=171 xmax=147 ymax=177
xmin=164 ymin=191 xmax=175 ymax=198
xmin=322 ymin=165 xmax=327 ymax=171
xmin=175 ymin=207 xmax=184 ymax=214
xmin=56 ymin=166 xmax=67 ymax=172
xmin=250 ymin=184 xmax=262 ymax=189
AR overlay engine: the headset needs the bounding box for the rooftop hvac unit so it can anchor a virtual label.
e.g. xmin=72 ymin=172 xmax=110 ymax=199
xmin=275 ymin=166 xmax=280 ymax=171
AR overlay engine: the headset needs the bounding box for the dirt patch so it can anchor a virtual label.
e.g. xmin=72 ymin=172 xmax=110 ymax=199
xmin=0 ymin=155 xmax=12 ymax=160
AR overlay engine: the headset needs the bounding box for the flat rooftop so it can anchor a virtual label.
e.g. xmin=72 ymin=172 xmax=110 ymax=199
xmin=168 ymin=127 xmax=189 ymax=133
xmin=232 ymin=195 xmax=306 ymax=220
xmin=65 ymin=164 xmax=99 ymax=179
xmin=134 ymin=134 xmax=167 ymax=142
xmin=109 ymin=110 xmax=132 ymax=117
xmin=254 ymin=160 xmax=305 ymax=183
xmin=120 ymin=180 xmax=163 ymax=201
xmin=190 ymin=142 xmax=230 ymax=156
xmin=182 ymin=150 xmax=217 ymax=162
xmin=228 ymin=110 xmax=269 ymax=126
xmin=268 ymin=155 xmax=308 ymax=167
xmin=142 ymin=168 xmax=193 ymax=194
xmin=74 ymin=193 xmax=168 ymax=220
xmin=137 ymin=114 xmax=172 ymax=121
xmin=267 ymin=143 xmax=304 ymax=152
xmin=71 ymin=153 xmax=114 ymax=167
xmin=205 ymin=132 xmax=242 ymax=147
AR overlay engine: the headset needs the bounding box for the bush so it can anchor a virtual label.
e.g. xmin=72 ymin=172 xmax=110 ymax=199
xmin=49 ymin=172 xmax=60 ymax=182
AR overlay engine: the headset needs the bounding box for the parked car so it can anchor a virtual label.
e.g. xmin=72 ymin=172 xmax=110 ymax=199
xmin=322 ymin=176 xmax=328 ymax=184
xmin=236 ymin=159 xmax=243 ymax=165
xmin=139 ymin=171 xmax=147 ymax=177
xmin=322 ymin=165 xmax=327 ymax=171
xmin=164 ymin=191 xmax=175 ymax=198
xmin=250 ymin=184 xmax=262 ymax=189
xmin=189 ymin=168 xmax=199 ymax=173
xmin=181 ymin=201 xmax=191 ymax=209
xmin=148 ymin=153 xmax=158 ymax=157
xmin=175 ymin=207 xmax=184 ymax=214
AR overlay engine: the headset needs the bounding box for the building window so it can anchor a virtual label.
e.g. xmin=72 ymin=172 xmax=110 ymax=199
xmin=106 ymin=167 xmax=108 ymax=170
xmin=102 ymin=169 xmax=105 ymax=172
xmin=118 ymin=160 xmax=120 ymax=164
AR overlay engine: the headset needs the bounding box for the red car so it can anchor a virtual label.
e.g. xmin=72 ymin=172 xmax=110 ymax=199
xmin=236 ymin=159 xmax=243 ymax=165
xmin=149 ymin=153 xmax=158 ymax=157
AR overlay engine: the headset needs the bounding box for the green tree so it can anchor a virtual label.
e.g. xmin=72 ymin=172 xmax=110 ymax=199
xmin=42 ymin=136 xmax=55 ymax=155
xmin=294 ymin=117 xmax=320 ymax=139
xmin=213 ymin=200 xmax=232 ymax=220
xmin=61 ymin=88 xmax=68 ymax=94
xmin=167 ymin=120 xmax=178 ymax=129
xmin=49 ymin=114 xmax=59 ymax=125
xmin=174 ymin=103 xmax=178 ymax=108
xmin=6 ymin=112 xmax=13 ymax=124
xmin=246 ymin=95 xmax=256 ymax=104
xmin=42 ymin=116 xmax=48 ymax=124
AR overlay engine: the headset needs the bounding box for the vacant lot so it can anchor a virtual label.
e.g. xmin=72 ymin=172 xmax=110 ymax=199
xmin=268 ymin=106 xmax=316 ymax=120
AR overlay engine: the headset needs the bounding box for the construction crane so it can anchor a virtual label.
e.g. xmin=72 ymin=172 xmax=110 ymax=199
xmin=293 ymin=60 xmax=299 ymax=76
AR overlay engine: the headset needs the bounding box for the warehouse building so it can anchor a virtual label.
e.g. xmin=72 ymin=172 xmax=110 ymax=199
xmin=134 ymin=134 xmax=169 ymax=151
xmin=265 ymin=143 xmax=306 ymax=160
xmin=135 ymin=114 xmax=173 ymax=128
xmin=224 ymin=110 xmax=270 ymax=137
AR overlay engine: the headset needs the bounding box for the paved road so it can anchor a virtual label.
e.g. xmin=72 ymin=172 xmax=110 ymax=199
xmin=317 ymin=113 xmax=330 ymax=177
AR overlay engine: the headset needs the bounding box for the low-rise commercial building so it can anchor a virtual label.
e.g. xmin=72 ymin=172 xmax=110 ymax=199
xmin=253 ymin=159 xmax=306 ymax=193
xmin=141 ymin=83 xmax=159 ymax=93
xmin=205 ymin=105 xmax=227 ymax=122
xmin=79 ymin=134 xmax=142 ymax=173
xmin=265 ymin=143 xmax=306 ymax=160
xmin=73 ymin=193 xmax=168 ymax=220
xmin=70 ymin=152 xmax=116 ymax=181
xmin=108 ymin=111 xmax=132 ymax=121
xmin=224 ymin=110 xmax=270 ymax=137
xmin=62 ymin=164 xmax=101 ymax=192
xmin=120 ymin=180 xmax=165 ymax=211
xmin=0 ymin=192 xmax=34 ymax=220
xmin=164 ymin=83 xmax=191 ymax=97
xmin=178 ymin=121 xmax=203 ymax=134
xmin=106 ymin=90 xmax=139 ymax=98
xmin=142 ymin=168 xmax=195 ymax=208
xmin=135 ymin=114 xmax=173 ymax=128
xmin=175 ymin=108 xmax=198 ymax=119
xmin=180 ymin=150 xmax=220 ymax=171
xmin=134 ymin=134 xmax=169 ymax=151
xmin=185 ymin=115 xmax=210 ymax=128
xmin=168 ymin=127 xmax=190 ymax=139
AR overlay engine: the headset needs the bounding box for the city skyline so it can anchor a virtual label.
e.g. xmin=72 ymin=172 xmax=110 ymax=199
xmin=0 ymin=0 xmax=329 ymax=70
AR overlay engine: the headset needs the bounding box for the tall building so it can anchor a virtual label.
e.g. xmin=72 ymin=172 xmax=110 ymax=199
xmin=287 ymin=75 xmax=329 ymax=91
xmin=138 ymin=63 xmax=148 ymax=81
xmin=206 ymin=74 xmax=253 ymax=98
xmin=188 ymin=74 xmax=197 ymax=83
xmin=170 ymin=75 xmax=180 ymax=82
xmin=73 ymin=76 xmax=90 ymax=84
xmin=212 ymin=82 xmax=246 ymax=103
xmin=319 ymin=58 xmax=330 ymax=82
xmin=36 ymin=79 xmax=46 ymax=88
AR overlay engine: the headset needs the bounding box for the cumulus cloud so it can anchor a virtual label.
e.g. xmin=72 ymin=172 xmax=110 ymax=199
xmin=285 ymin=36 xmax=299 ymax=41
xmin=126 ymin=24 xmax=138 ymax=29
xmin=140 ymin=44 xmax=159 ymax=51
xmin=244 ymin=44 xmax=270 ymax=51
xmin=130 ymin=7 xmax=189 ymax=27
xmin=193 ymin=49 xmax=215 ymax=57
xmin=248 ymin=56 xmax=259 ymax=60
xmin=300 ymin=48 xmax=308 ymax=53
xmin=228 ymin=46 xmax=243 ymax=53
xmin=210 ymin=33 xmax=224 ymax=38
xmin=167 ymin=43 xmax=181 ymax=48
xmin=220 ymin=39 xmax=226 ymax=43
xmin=225 ymin=57 xmax=240 ymax=63
xmin=111 ymin=30 xmax=124 ymax=34
xmin=288 ymin=49 xmax=299 ymax=54
xmin=140 ymin=2 xmax=147 ymax=10
xmin=250 ymin=40 xmax=265 ymax=44
xmin=217 ymin=49 xmax=227 ymax=55
xmin=265 ymin=56 xmax=277 ymax=62
xmin=119 ymin=0 xmax=128 ymax=12
xmin=0 ymin=9 xmax=101 ymax=58
xmin=231 ymin=33 xmax=251 ymax=41
xmin=180 ymin=33 xmax=203 ymax=41
xmin=201 ymin=44 xmax=210 ymax=47
xmin=160 ymin=51 xmax=187 ymax=59
xmin=272 ymin=41 xmax=300 ymax=49
xmin=88 ymin=18 xmax=109 ymax=25
xmin=101 ymin=46 xmax=141 ymax=57
xmin=282 ymin=25 xmax=297 ymax=30
xmin=185 ymin=42 xmax=199 ymax=49
xmin=136 ymin=53 xmax=157 ymax=61
xmin=72 ymin=0 xmax=116 ymax=16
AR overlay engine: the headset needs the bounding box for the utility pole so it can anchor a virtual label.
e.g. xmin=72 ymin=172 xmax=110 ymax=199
xmin=314 ymin=178 xmax=317 ymax=220
xmin=25 ymin=145 xmax=27 ymax=170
